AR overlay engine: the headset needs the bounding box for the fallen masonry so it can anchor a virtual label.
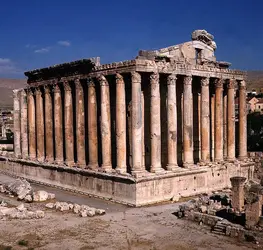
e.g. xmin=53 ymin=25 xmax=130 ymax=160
xmin=0 ymin=202 xmax=44 ymax=220
xmin=174 ymin=176 xmax=263 ymax=245
xmin=0 ymin=178 xmax=55 ymax=203
xmin=45 ymin=201 xmax=106 ymax=217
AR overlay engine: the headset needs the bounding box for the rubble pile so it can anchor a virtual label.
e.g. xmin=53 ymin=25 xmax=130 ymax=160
xmin=45 ymin=202 xmax=106 ymax=217
xmin=174 ymin=191 xmax=258 ymax=244
xmin=0 ymin=179 xmax=55 ymax=203
xmin=0 ymin=202 xmax=44 ymax=220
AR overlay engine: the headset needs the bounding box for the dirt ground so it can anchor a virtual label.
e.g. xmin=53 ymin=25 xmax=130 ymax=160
xmin=0 ymin=174 xmax=261 ymax=250
xmin=0 ymin=200 xmax=261 ymax=250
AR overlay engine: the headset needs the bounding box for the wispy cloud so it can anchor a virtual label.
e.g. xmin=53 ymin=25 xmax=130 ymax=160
xmin=25 ymin=44 xmax=37 ymax=49
xmin=0 ymin=58 xmax=22 ymax=75
xmin=34 ymin=47 xmax=51 ymax=53
xmin=57 ymin=40 xmax=71 ymax=47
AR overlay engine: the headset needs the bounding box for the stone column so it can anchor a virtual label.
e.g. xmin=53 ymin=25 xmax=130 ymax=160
xmin=64 ymin=81 xmax=74 ymax=166
xmin=131 ymin=72 xmax=143 ymax=176
xmin=20 ymin=89 xmax=28 ymax=158
xmin=183 ymin=75 xmax=194 ymax=166
xmin=141 ymin=92 xmax=145 ymax=168
xmin=215 ymin=79 xmax=224 ymax=162
xmin=13 ymin=89 xmax=21 ymax=158
xmin=167 ymin=74 xmax=178 ymax=170
xmin=35 ymin=87 xmax=45 ymax=162
xmin=200 ymin=77 xmax=210 ymax=162
xmin=53 ymin=84 xmax=63 ymax=164
xmin=239 ymin=80 xmax=247 ymax=160
xmin=98 ymin=75 xmax=112 ymax=172
xmin=75 ymin=79 xmax=86 ymax=167
xmin=116 ymin=73 xmax=126 ymax=173
xmin=211 ymin=94 xmax=215 ymax=161
xmin=44 ymin=85 xmax=54 ymax=162
xmin=87 ymin=79 xmax=98 ymax=169
xmin=223 ymin=90 xmax=227 ymax=159
xmin=227 ymin=79 xmax=236 ymax=161
xmin=150 ymin=72 xmax=163 ymax=173
xmin=27 ymin=88 xmax=36 ymax=160
xmin=230 ymin=176 xmax=246 ymax=212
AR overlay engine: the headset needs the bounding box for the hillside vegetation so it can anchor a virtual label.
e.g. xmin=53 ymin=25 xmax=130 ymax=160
xmin=247 ymin=71 xmax=263 ymax=92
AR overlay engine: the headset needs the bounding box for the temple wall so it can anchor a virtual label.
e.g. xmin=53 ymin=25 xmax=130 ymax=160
xmin=0 ymin=157 xmax=254 ymax=206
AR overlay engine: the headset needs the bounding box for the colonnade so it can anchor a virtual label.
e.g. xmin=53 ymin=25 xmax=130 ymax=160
xmin=13 ymin=72 xmax=247 ymax=176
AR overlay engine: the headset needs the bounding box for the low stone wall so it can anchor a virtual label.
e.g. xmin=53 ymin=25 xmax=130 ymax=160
xmin=248 ymin=152 xmax=263 ymax=180
xmin=0 ymin=156 xmax=255 ymax=206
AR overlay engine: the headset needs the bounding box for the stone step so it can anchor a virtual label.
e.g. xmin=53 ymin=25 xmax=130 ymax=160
xmin=211 ymin=230 xmax=226 ymax=236
xmin=214 ymin=225 xmax=226 ymax=230
xmin=213 ymin=228 xmax=225 ymax=233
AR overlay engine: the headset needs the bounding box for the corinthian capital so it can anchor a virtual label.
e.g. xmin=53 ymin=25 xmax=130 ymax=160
xmin=183 ymin=75 xmax=192 ymax=85
xmin=131 ymin=71 xmax=141 ymax=83
xmin=201 ymin=77 xmax=210 ymax=87
xmin=150 ymin=71 xmax=159 ymax=84
xmin=167 ymin=74 xmax=177 ymax=85
xmin=214 ymin=78 xmax=224 ymax=88
xmin=227 ymin=79 xmax=237 ymax=89
xmin=239 ymin=80 xmax=246 ymax=90
xmin=116 ymin=73 xmax=124 ymax=84
xmin=98 ymin=75 xmax=108 ymax=86
xmin=64 ymin=81 xmax=71 ymax=92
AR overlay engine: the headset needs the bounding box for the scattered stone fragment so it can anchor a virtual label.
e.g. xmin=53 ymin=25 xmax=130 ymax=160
xmin=16 ymin=204 xmax=26 ymax=212
xmin=73 ymin=204 xmax=80 ymax=214
xmin=45 ymin=203 xmax=54 ymax=209
xmin=69 ymin=203 xmax=74 ymax=210
xmin=47 ymin=193 xmax=55 ymax=200
xmin=6 ymin=179 xmax=32 ymax=200
xmin=95 ymin=209 xmax=106 ymax=215
xmin=24 ymin=194 xmax=33 ymax=203
xmin=86 ymin=208 xmax=96 ymax=217
xmin=80 ymin=211 xmax=87 ymax=217
xmin=33 ymin=190 xmax=49 ymax=202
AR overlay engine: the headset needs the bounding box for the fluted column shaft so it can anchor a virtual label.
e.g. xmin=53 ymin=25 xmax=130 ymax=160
xmin=201 ymin=77 xmax=210 ymax=162
xmin=44 ymin=86 xmax=53 ymax=162
xmin=116 ymin=74 xmax=126 ymax=173
xmin=239 ymin=80 xmax=247 ymax=160
xmin=167 ymin=74 xmax=178 ymax=170
xmin=87 ymin=79 xmax=98 ymax=169
xmin=75 ymin=79 xmax=86 ymax=167
xmin=223 ymin=90 xmax=227 ymax=158
xmin=13 ymin=89 xmax=21 ymax=158
xmin=150 ymin=72 xmax=162 ymax=172
xmin=131 ymin=72 xmax=143 ymax=176
xmin=215 ymin=79 xmax=224 ymax=161
xmin=227 ymin=80 xmax=236 ymax=160
xmin=183 ymin=75 xmax=194 ymax=166
xmin=99 ymin=76 xmax=112 ymax=171
xmin=64 ymin=81 xmax=74 ymax=166
xmin=20 ymin=89 xmax=28 ymax=158
xmin=53 ymin=84 xmax=63 ymax=163
xmin=35 ymin=88 xmax=45 ymax=161
xmin=27 ymin=89 xmax=36 ymax=159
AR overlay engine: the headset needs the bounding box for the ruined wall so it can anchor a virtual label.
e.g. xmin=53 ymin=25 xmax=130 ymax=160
xmin=247 ymin=152 xmax=263 ymax=180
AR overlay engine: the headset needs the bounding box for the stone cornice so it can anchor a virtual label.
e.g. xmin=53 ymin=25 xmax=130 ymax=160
xmin=24 ymin=58 xmax=247 ymax=87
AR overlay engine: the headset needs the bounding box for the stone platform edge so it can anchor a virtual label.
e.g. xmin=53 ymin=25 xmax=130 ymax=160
xmin=0 ymin=156 xmax=255 ymax=207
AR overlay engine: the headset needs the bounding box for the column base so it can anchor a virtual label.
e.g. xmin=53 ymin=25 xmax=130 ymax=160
xmin=183 ymin=162 xmax=195 ymax=168
xmin=88 ymin=163 xmax=99 ymax=170
xmin=65 ymin=161 xmax=75 ymax=167
xmin=37 ymin=157 xmax=45 ymax=162
xmin=131 ymin=170 xmax=146 ymax=178
xmin=238 ymin=156 xmax=247 ymax=161
xmin=99 ymin=164 xmax=112 ymax=173
xmin=150 ymin=165 xmax=165 ymax=173
xmin=76 ymin=162 xmax=86 ymax=168
xmin=54 ymin=159 xmax=64 ymax=165
xmin=227 ymin=157 xmax=235 ymax=162
xmin=166 ymin=164 xmax=180 ymax=171
xmin=115 ymin=167 xmax=127 ymax=174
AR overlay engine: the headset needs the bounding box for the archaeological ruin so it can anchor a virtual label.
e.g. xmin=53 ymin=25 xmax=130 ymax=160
xmin=0 ymin=30 xmax=255 ymax=206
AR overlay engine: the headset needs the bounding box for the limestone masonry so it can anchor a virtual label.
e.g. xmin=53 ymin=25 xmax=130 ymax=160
xmin=1 ymin=30 xmax=254 ymax=206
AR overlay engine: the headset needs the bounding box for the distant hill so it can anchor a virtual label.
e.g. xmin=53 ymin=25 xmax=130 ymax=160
xmin=247 ymin=71 xmax=263 ymax=92
xmin=0 ymin=79 xmax=27 ymax=107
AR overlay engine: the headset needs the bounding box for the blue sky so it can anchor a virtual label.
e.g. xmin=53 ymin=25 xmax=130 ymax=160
xmin=0 ymin=0 xmax=262 ymax=78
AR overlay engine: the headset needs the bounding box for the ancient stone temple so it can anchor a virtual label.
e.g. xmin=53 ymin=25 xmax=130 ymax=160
xmin=2 ymin=30 xmax=254 ymax=206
